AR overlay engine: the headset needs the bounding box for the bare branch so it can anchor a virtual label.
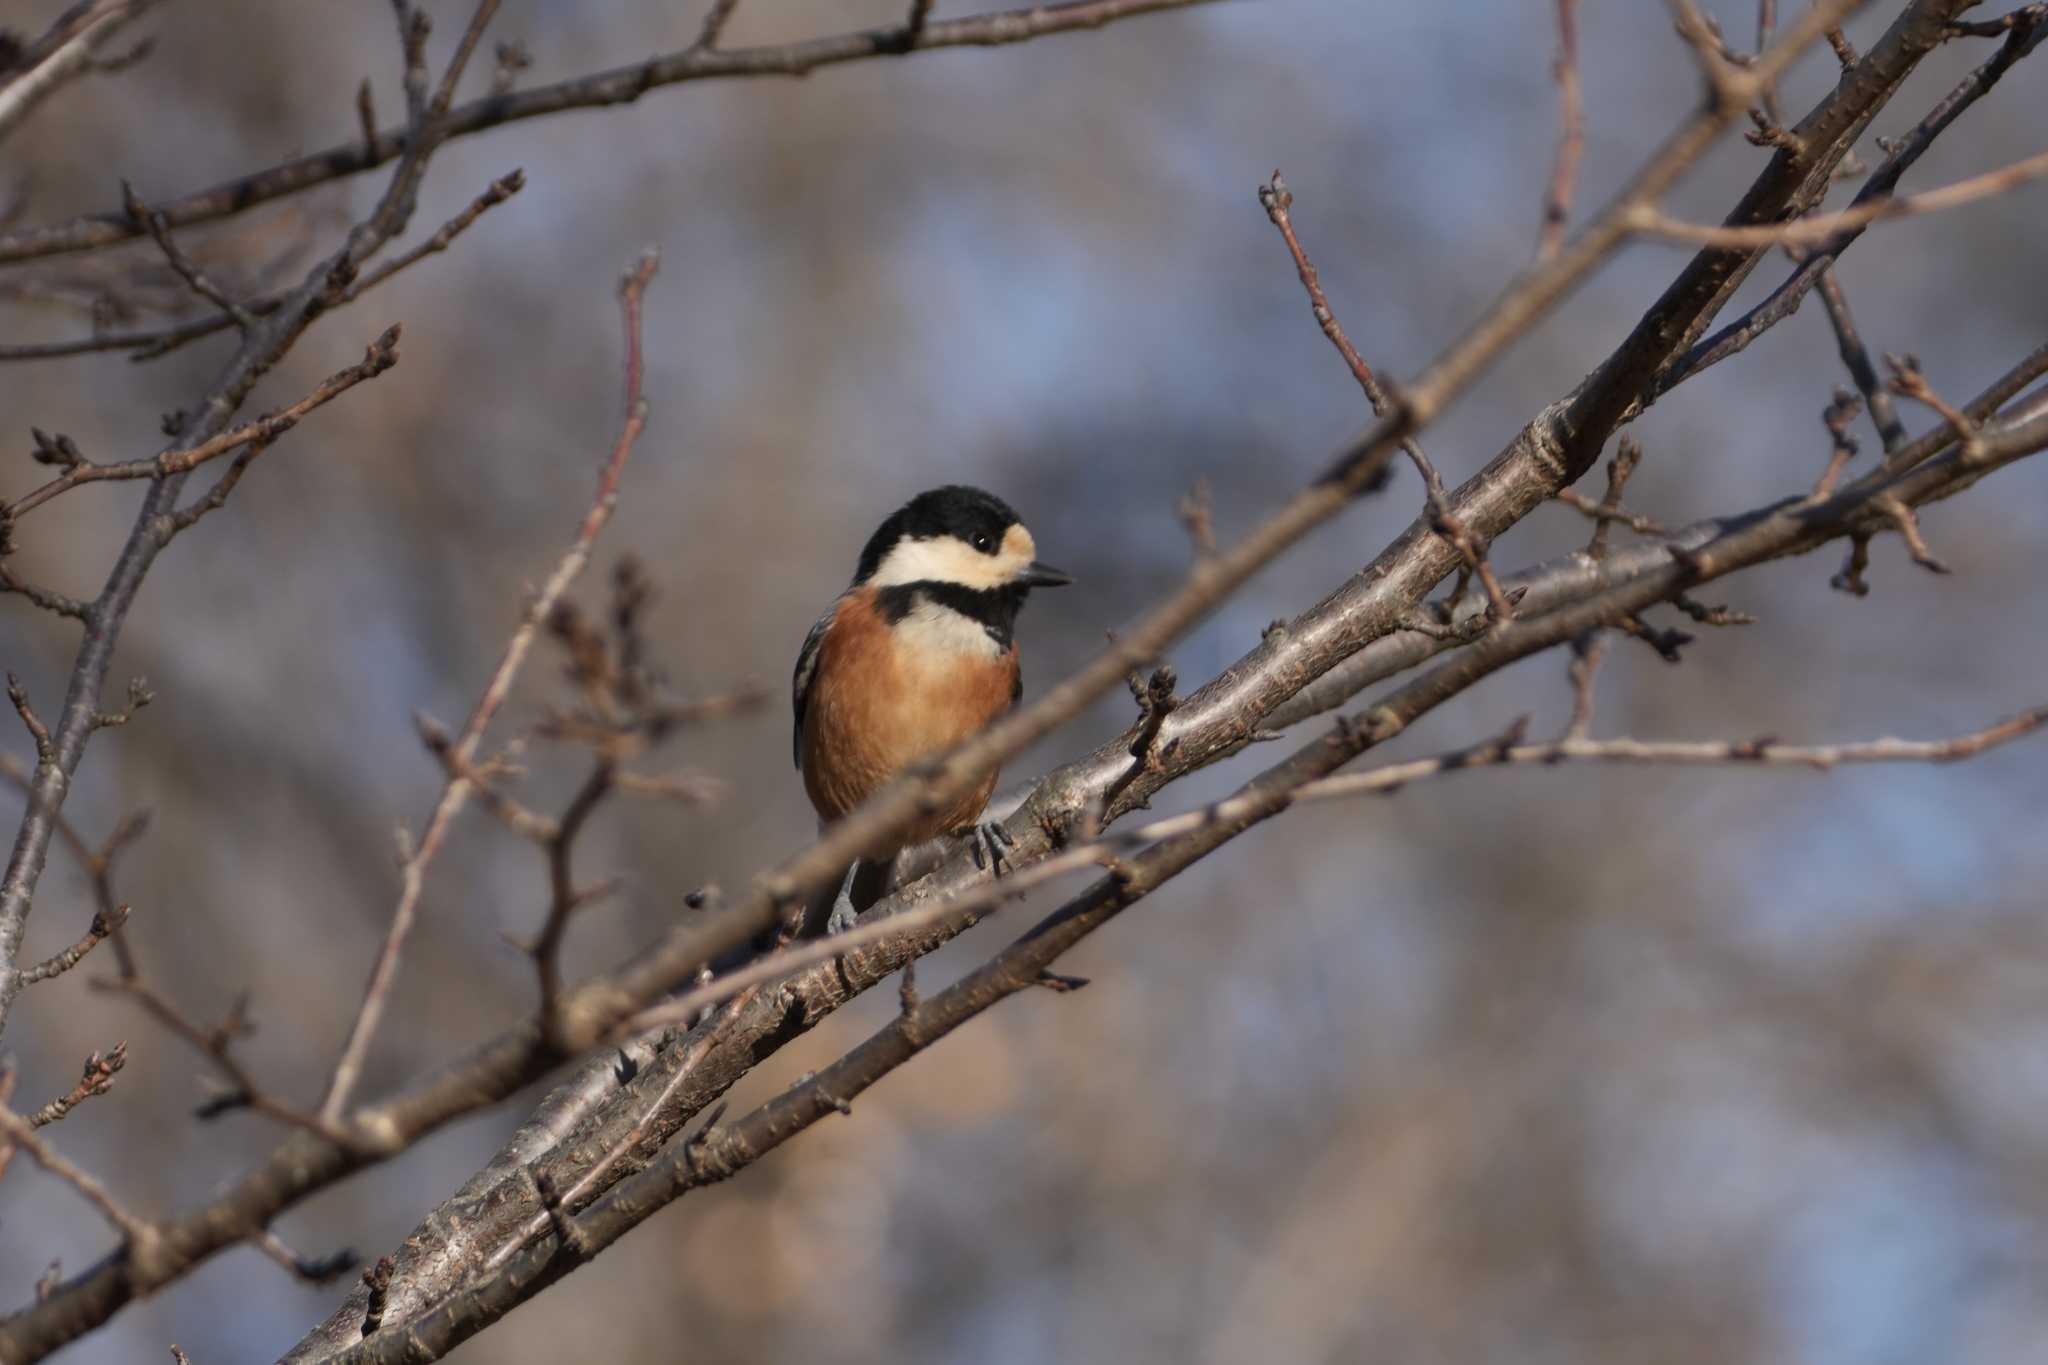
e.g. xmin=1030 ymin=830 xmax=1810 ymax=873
xmin=1628 ymin=144 xmax=2048 ymax=247
xmin=122 ymin=181 xmax=254 ymax=330
xmin=254 ymin=1231 xmax=360 ymax=1287
xmin=0 ymin=0 xmax=159 ymax=146
xmin=1660 ymin=14 xmax=2047 ymax=395
xmin=0 ymin=0 xmax=1219 ymax=268
xmin=1539 ymin=0 xmax=1585 ymax=260
xmin=0 ymin=1105 xmax=160 ymax=1255
xmin=5 ymin=329 xmax=401 ymax=519
xmin=691 ymin=0 xmax=746 ymax=52
xmin=1813 ymin=266 xmax=1908 ymax=453
xmin=339 ymin=689 xmax=2048 ymax=1360
xmin=19 ymin=904 xmax=127 ymax=986
xmin=23 ymin=1042 xmax=126 ymax=1127
xmin=318 ymin=250 xmax=661 ymax=1123
xmin=1 ymin=170 xmax=525 ymax=364
xmin=0 ymin=2 xmax=484 ymax=1046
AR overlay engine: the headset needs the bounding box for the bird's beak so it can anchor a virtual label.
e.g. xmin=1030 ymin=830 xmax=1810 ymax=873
xmin=1020 ymin=561 xmax=1073 ymax=589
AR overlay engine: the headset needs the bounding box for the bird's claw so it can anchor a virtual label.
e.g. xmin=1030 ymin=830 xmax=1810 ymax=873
xmin=963 ymin=821 xmax=1015 ymax=876
xmin=825 ymin=862 xmax=863 ymax=935
xmin=826 ymin=895 xmax=860 ymax=936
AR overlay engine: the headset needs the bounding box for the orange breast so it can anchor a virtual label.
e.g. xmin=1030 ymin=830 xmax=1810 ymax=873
xmin=801 ymin=589 xmax=1017 ymax=852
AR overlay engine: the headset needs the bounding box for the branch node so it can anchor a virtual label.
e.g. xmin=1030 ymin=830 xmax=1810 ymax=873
xmin=1878 ymin=496 xmax=1951 ymax=574
xmin=532 ymin=1167 xmax=594 ymax=1262
xmin=9 ymin=672 xmax=52 ymax=758
xmin=26 ymin=1041 xmax=128 ymax=1126
xmin=1033 ymin=970 xmax=1091 ymax=993
xmin=359 ymin=1255 xmax=394 ymax=1337
xmin=28 ymin=427 xmax=86 ymax=469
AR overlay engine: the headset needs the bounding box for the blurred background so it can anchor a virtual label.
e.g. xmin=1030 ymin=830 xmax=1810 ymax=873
xmin=2 ymin=1 xmax=2046 ymax=1361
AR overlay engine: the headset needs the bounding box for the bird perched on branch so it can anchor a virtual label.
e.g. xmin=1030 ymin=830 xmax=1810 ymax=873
xmin=793 ymin=485 xmax=1070 ymax=934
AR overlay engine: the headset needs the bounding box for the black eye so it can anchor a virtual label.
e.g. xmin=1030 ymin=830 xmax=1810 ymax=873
xmin=971 ymin=531 xmax=994 ymax=553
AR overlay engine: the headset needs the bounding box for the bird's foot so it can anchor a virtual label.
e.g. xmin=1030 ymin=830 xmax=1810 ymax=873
xmin=825 ymin=862 xmax=863 ymax=935
xmin=960 ymin=821 xmax=1015 ymax=875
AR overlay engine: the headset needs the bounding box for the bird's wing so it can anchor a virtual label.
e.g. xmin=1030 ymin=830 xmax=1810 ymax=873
xmin=791 ymin=604 xmax=836 ymax=768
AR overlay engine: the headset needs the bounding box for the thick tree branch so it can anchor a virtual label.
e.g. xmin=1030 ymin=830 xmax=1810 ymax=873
xmin=319 ymin=687 xmax=2046 ymax=1359
xmin=0 ymin=0 xmax=158 ymax=146
xmin=6 ymin=6 xmax=2033 ymax=1359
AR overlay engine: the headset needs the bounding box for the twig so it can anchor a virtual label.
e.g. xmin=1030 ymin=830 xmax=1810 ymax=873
xmin=463 ymin=0 xmax=1876 ymax=1040
xmin=318 ymin=249 xmax=661 ymax=1123
xmin=1260 ymin=170 xmax=1509 ymax=612
xmin=897 ymin=0 xmax=938 ymax=52
xmin=0 ymin=0 xmax=1219 ymax=269
xmin=5 ymin=330 xmax=401 ymax=519
xmin=1949 ymin=6 xmax=2048 ymax=37
xmin=1755 ymin=0 xmax=1783 ymax=124
xmin=0 ymin=0 xmax=159 ymax=147
xmin=1886 ymin=352 xmax=1980 ymax=452
xmin=1812 ymin=266 xmax=1907 ymax=453
xmin=1538 ymin=0 xmax=1584 ymax=262
xmin=1553 ymin=490 xmax=1670 ymax=538
xmin=1627 ymin=145 xmax=2048 ymax=247
xmin=1664 ymin=0 xmax=1754 ymax=108
xmin=122 ymin=181 xmax=254 ymax=330
xmin=19 ymin=905 xmax=128 ymax=986
xmin=619 ymin=699 xmax=2048 ymax=1036
xmin=8 ymin=673 xmax=52 ymax=759
xmin=24 ymin=1043 xmax=126 ymax=1126
xmin=9 ymin=8 xmax=1980 ymax=1352
xmin=356 ymin=79 xmax=378 ymax=150
xmin=1586 ymin=435 xmax=1644 ymax=561
xmin=1876 ymin=495 xmax=1949 ymax=573
xmin=1 ymin=170 xmax=526 ymax=365
xmin=373 ymin=691 xmax=2048 ymax=1359
xmin=360 ymin=1257 xmax=394 ymax=1337
xmin=691 ymin=0 xmax=746 ymax=52
xmin=532 ymin=761 xmax=615 ymax=1044
xmin=0 ymin=565 xmax=94 ymax=623
xmin=1100 ymin=667 xmax=1179 ymax=813
xmin=1660 ymin=14 xmax=2047 ymax=397
xmin=1815 ymin=388 xmax=1863 ymax=497
xmin=1257 ymin=172 xmax=1394 ymax=418
xmin=0 ymin=1105 xmax=160 ymax=1251
xmin=429 ymin=0 xmax=504 ymax=119
xmin=1563 ymin=634 xmax=1608 ymax=741
xmin=254 ymin=1230 xmax=360 ymax=1285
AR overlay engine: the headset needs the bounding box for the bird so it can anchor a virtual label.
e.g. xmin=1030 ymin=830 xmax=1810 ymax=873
xmin=793 ymin=485 xmax=1071 ymax=935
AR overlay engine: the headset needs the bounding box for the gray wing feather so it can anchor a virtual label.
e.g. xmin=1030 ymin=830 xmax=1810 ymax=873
xmin=791 ymin=608 xmax=834 ymax=768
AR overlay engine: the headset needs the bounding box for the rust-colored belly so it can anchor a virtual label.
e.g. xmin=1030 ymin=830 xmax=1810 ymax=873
xmin=801 ymin=592 xmax=1015 ymax=851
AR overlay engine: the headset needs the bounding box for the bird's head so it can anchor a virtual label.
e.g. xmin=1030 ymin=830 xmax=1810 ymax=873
xmin=853 ymin=485 xmax=1071 ymax=594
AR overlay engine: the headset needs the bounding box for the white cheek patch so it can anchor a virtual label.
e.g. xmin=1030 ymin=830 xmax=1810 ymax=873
xmin=895 ymin=595 xmax=1006 ymax=660
xmin=871 ymin=535 xmax=1021 ymax=590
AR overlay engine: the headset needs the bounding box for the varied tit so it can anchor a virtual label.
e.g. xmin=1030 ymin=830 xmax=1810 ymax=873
xmin=792 ymin=485 xmax=1071 ymax=934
